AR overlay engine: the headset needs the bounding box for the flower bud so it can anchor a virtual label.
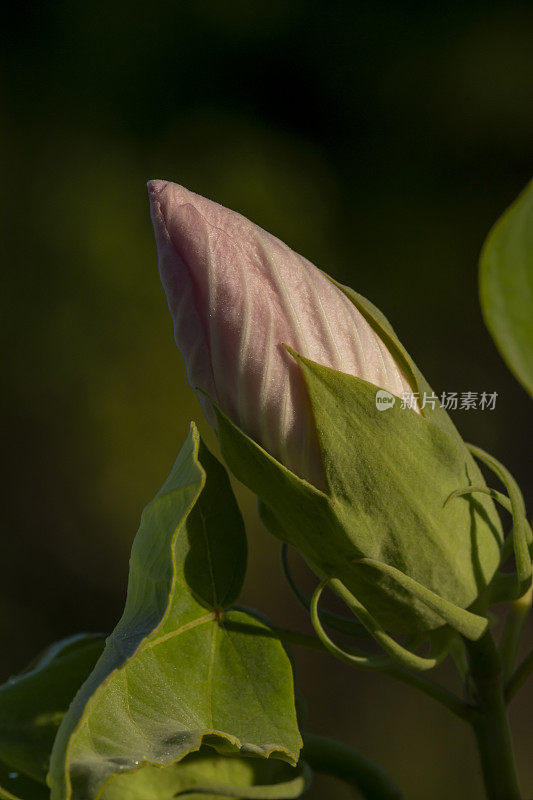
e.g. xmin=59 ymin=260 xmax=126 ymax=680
xmin=148 ymin=179 xmax=415 ymax=489
xmin=148 ymin=180 xmax=504 ymax=642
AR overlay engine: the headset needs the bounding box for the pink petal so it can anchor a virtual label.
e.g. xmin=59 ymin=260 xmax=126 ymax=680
xmin=148 ymin=179 xmax=415 ymax=489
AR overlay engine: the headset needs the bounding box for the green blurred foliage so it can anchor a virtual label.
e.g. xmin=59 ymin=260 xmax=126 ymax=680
xmin=2 ymin=2 xmax=532 ymax=798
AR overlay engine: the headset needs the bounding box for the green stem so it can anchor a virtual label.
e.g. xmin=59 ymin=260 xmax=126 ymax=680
xmin=465 ymin=632 xmax=522 ymax=800
xmin=302 ymin=734 xmax=403 ymax=800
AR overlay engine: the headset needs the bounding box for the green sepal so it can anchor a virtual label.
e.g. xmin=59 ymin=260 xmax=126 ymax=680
xmin=280 ymin=544 xmax=371 ymax=640
xmin=352 ymin=561 xmax=488 ymax=641
xmin=292 ymin=353 xmax=503 ymax=631
xmin=327 ymin=281 xmax=464 ymax=438
xmin=446 ymin=485 xmax=512 ymax=515
xmin=446 ymin=485 xmax=532 ymax=565
xmin=48 ymin=424 xmax=302 ymax=800
xmin=215 ymin=357 xmax=503 ymax=637
xmin=309 ymin=579 xmax=393 ymax=670
xmin=466 ymin=444 xmax=532 ymax=595
xmin=311 ymin=577 xmax=455 ymax=671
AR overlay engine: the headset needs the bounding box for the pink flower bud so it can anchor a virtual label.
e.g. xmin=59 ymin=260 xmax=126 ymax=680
xmin=148 ymin=180 xmax=415 ymax=489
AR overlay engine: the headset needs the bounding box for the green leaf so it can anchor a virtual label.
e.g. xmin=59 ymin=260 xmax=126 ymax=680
xmin=216 ymin=361 xmax=503 ymax=637
xmin=0 ymin=634 xmax=105 ymax=784
xmin=480 ymin=179 xmax=533 ymax=397
xmin=100 ymin=749 xmax=309 ymax=799
xmin=49 ymin=424 xmax=302 ymax=800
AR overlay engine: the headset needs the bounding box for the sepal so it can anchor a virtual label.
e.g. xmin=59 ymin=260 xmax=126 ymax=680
xmin=215 ymin=357 xmax=503 ymax=641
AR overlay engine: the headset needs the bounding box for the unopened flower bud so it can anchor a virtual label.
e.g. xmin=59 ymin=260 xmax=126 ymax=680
xmin=148 ymin=180 xmax=415 ymax=488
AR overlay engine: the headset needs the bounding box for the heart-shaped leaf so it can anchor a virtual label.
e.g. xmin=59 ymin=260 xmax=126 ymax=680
xmin=480 ymin=179 xmax=533 ymax=397
xmin=49 ymin=424 xmax=302 ymax=800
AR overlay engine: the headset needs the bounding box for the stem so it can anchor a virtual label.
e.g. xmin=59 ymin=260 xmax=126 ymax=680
xmin=465 ymin=632 xmax=522 ymax=800
xmin=302 ymin=734 xmax=403 ymax=800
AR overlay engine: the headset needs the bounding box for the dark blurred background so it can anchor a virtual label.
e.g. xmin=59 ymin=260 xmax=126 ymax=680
xmin=2 ymin=1 xmax=532 ymax=798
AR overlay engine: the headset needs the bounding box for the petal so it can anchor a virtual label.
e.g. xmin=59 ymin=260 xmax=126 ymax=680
xmin=148 ymin=180 xmax=415 ymax=488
